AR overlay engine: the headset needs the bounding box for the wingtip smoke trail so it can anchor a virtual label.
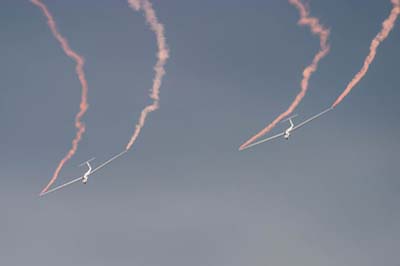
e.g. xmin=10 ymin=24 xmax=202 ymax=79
xmin=239 ymin=0 xmax=330 ymax=151
xmin=125 ymin=0 xmax=169 ymax=151
xmin=31 ymin=0 xmax=89 ymax=196
xmin=332 ymin=0 xmax=400 ymax=108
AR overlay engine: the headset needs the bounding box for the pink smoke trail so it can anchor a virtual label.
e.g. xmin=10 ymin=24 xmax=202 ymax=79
xmin=332 ymin=0 xmax=400 ymax=108
xmin=239 ymin=0 xmax=330 ymax=151
xmin=125 ymin=0 xmax=169 ymax=150
xmin=31 ymin=0 xmax=89 ymax=196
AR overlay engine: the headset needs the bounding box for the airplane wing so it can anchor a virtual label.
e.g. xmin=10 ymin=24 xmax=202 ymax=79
xmin=40 ymin=175 xmax=83 ymax=196
xmin=293 ymin=107 xmax=332 ymax=131
xmin=91 ymin=150 xmax=127 ymax=174
xmin=241 ymin=131 xmax=285 ymax=150
xmin=40 ymin=150 xmax=128 ymax=196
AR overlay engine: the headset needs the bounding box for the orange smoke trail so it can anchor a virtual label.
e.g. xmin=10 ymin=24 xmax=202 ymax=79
xmin=332 ymin=0 xmax=400 ymax=108
xmin=239 ymin=0 xmax=330 ymax=151
xmin=31 ymin=0 xmax=89 ymax=196
xmin=125 ymin=0 xmax=169 ymax=150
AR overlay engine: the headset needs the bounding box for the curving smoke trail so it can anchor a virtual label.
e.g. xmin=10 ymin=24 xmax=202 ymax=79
xmin=239 ymin=0 xmax=330 ymax=151
xmin=125 ymin=0 xmax=169 ymax=150
xmin=31 ymin=0 xmax=89 ymax=196
xmin=332 ymin=0 xmax=400 ymax=108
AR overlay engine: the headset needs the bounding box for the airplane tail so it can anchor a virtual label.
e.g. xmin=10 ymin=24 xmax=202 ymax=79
xmin=78 ymin=157 xmax=96 ymax=167
xmin=281 ymin=114 xmax=298 ymax=123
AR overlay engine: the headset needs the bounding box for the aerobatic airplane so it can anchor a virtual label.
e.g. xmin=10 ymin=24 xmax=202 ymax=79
xmin=40 ymin=150 xmax=127 ymax=196
xmin=241 ymin=107 xmax=332 ymax=150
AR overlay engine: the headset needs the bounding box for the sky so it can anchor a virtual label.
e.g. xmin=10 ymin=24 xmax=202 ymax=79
xmin=1 ymin=0 xmax=400 ymax=265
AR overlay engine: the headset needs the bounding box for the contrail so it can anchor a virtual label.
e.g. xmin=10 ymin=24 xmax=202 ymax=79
xmin=332 ymin=0 xmax=400 ymax=108
xmin=239 ymin=0 xmax=330 ymax=151
xmin=125 ymin=0 xmax=169 ymax=151
xmin=31 ymin=0 xmax=89 ymax=196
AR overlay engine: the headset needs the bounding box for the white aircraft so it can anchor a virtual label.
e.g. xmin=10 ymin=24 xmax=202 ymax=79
xmin=41 ymin=150 xmax=127 ymax=196
xmin=242 ymin=107 xmax=332 ymax=150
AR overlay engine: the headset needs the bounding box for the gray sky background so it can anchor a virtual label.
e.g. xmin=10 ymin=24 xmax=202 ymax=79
xmin=1 ymin=0 xmax=400 ymax=265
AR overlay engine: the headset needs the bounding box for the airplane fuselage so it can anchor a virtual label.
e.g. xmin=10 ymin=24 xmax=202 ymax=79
xmin=284 ymin=119 xmax=294 ymax=139
xmin=82 ymin=162 xmax=92 ymax=184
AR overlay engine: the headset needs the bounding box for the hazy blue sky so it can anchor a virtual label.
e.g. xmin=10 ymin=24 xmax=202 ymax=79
xmin=1 ymin=1 xmax=399 ymax=265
